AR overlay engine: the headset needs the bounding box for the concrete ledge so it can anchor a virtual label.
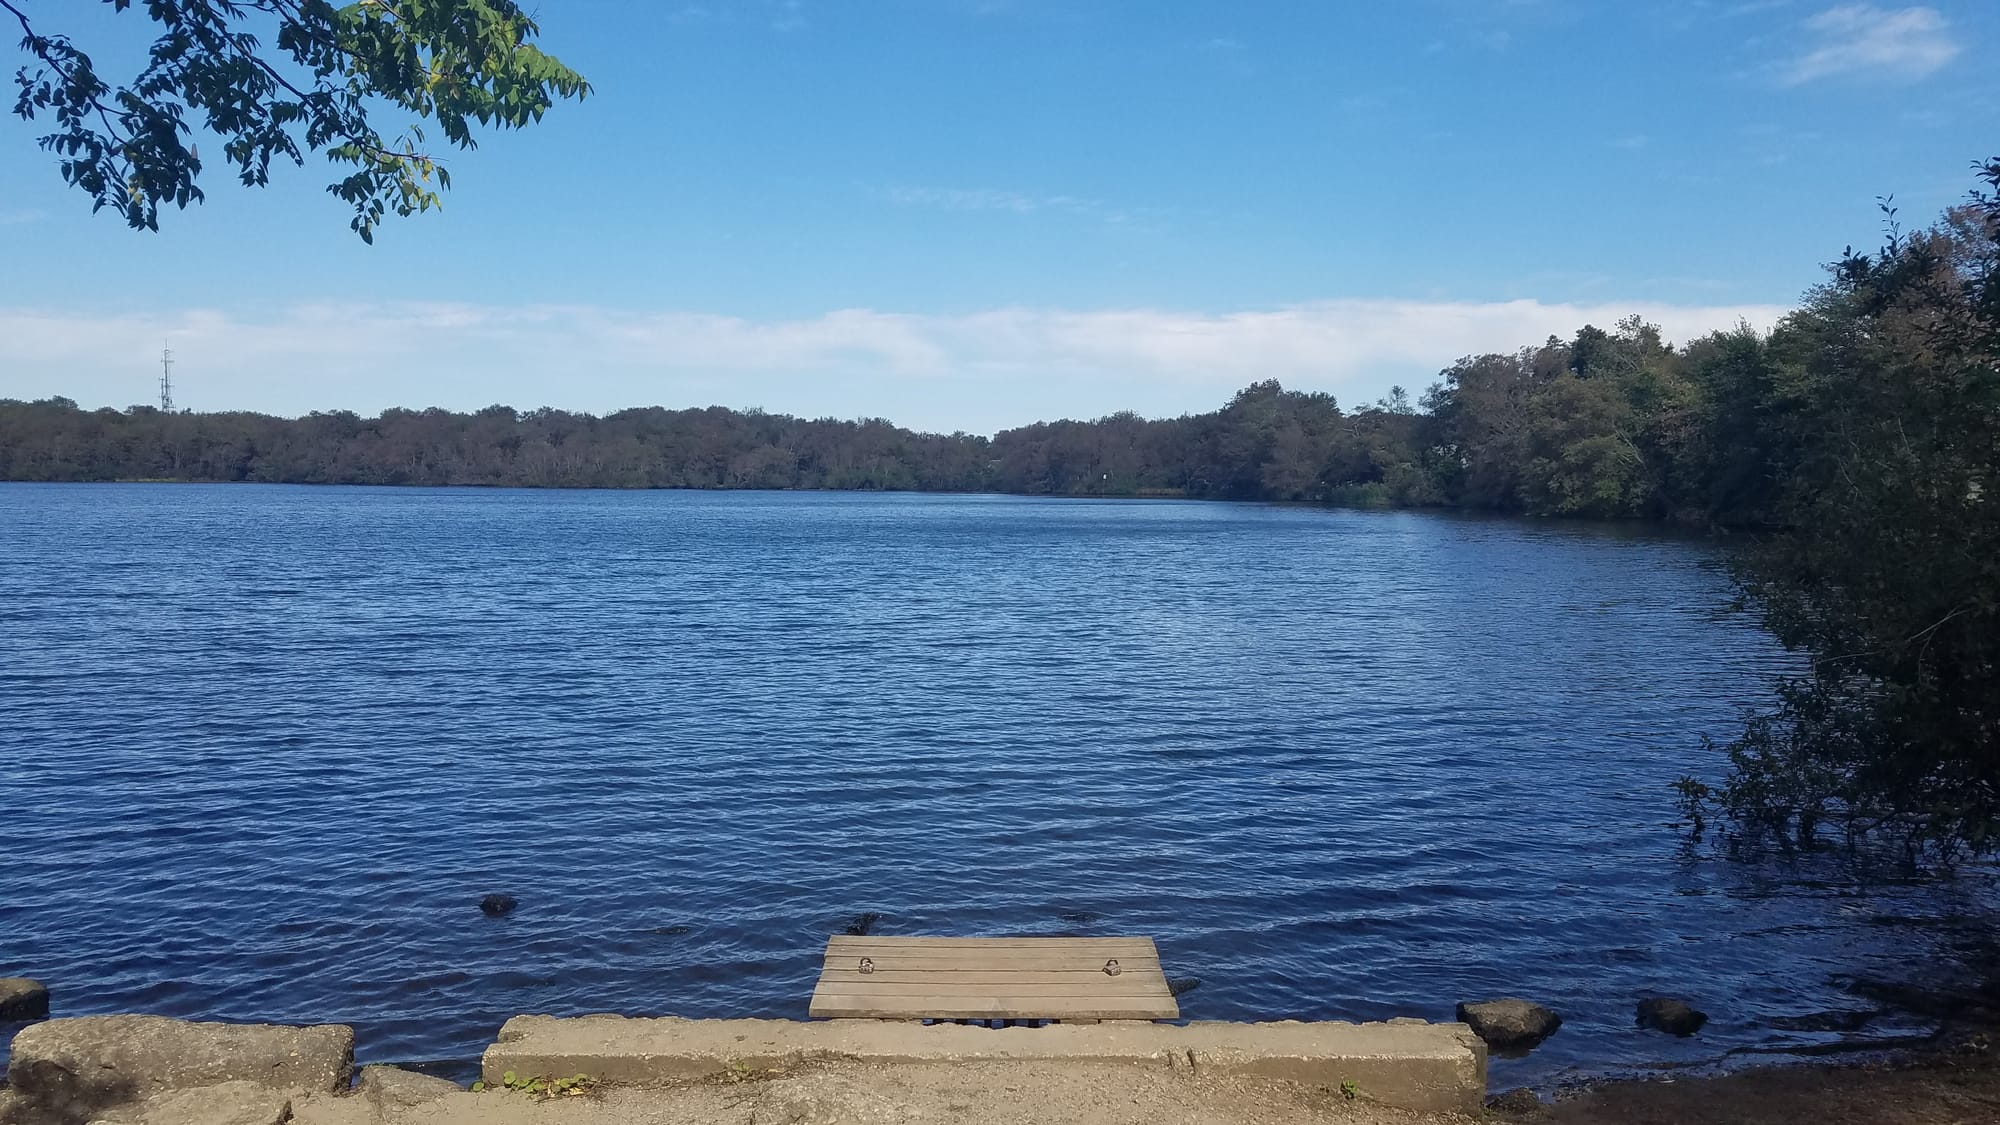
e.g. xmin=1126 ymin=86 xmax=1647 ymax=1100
xmin=6 ymin=1015 xmax=352 ymax=1122
xmin=482 ymin=1015 xmax=1487 ymax=1115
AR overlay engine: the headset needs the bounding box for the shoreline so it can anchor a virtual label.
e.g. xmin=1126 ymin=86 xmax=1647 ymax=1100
xmin=6 ymin=1011 xmax=1998 ymax=1125
xmin=5 ymin=1000 xmax=1966 ymax=1097
xmin=1526 ymin=1036 xmax=2000 ymax=1123
xmin=0 ymin=476 xmax=1704 ymax=530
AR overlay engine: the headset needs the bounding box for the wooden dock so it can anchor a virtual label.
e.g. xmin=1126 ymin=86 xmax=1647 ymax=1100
xmin=807 ymin=935 xmax=1179 ymax=1022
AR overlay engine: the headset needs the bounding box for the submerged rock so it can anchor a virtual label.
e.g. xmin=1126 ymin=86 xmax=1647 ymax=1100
xmin=1168 ymin=978 xmax=1202 ymax=998
xmin=844 ymin=912 xmax=884 ymax=936
xmin=1766 ymin=1009 xmax=1876 ymax=1033
xmin=1636 ymin=997 xmax=1709 ymax=1036
xmin=1486 ymin=1087 xmax=1546 ymax=1116
xmin=0 ymin=977 xmax=50 ymax=1021
xmin=1454 ymin=998 xmax=1562 ymax=1050
xmin=479 ymin=894 xmax=518 ymax=918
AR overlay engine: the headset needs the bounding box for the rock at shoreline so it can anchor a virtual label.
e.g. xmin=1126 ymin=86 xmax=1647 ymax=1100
xmin=480 ymin=894 xmax=518 ymax=917
xmin=1454 ymin=998 xmax=1563 ymax=1050
xmin=5 ymin=1014 xmax=352 ymax=1120
xmin=1636 ymin=997 xmax=1709 ymax=1036
xmin=1486 ymin=1087 xmax=1547 ymax=1116
xmin=0 ymin=978 xmax=50 ymax=1021
xmin=358 ymin=1064 xmax=462 ymax=1109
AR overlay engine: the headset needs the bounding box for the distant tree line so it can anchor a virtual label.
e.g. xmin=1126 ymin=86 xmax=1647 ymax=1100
xmin=4 ymin=160 xmax=1996 ymax=860
xmin=0 ymin=402 xmax=996 ymax=492
xmin=0 ymin=310 xmax=1875 ymax=523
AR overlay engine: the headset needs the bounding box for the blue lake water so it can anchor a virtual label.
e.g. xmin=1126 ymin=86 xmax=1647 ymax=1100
xmin=1 ymin=484 xmax=1992 ymax=1088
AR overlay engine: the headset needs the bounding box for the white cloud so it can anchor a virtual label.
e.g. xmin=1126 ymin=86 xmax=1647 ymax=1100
xmin=881 ymin=186 xmax=1093 ymax=215
xmin=770 ymin=0 xmax=806 ymax=32
xmin=1781 ymin=5 xmax=1959 ymax=85
xmin=0 ymin=298 xmax=1788 ymax=432
xmin=659 ymin=2 xmax=803 ymax=31
xmin=877 ymin=185 xmax=1154 ymax=228
xmin=1731 ymin=1 xmax=1797 ymax=14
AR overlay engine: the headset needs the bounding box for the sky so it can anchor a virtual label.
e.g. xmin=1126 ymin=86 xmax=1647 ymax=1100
xmin=1 ymin=0 xmax=1995 ymax=434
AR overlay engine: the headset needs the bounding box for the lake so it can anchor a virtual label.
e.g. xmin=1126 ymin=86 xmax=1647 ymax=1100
xmin=0 ymin=484 xmax=1990 ymax=1087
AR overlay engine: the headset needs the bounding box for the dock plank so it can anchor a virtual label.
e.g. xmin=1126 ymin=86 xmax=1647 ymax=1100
xmin=809 ymin=935 xmax=1178 ymax=1021
xmin=827 ymin=936 xmax=1146 ymax=946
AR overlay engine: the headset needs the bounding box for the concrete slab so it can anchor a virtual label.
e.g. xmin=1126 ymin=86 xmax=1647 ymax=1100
xmin=88 ymin=1081 xmax=292 ymax=1125
xmin=293 ymin=1061 xmax=1473 ymax=1125
xmin=6 ymin=1014 xmax=352 ymax=1120
xmin=481 ymin=1015 xmax=1486 ymax=1116
xmin=357 ymin=1065 xmax=464 ymax=1110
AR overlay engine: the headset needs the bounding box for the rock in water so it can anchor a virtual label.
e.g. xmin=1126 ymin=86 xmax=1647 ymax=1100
xmin=1636 ymin=997 xmax=1708 ymax=1036
xmin=1486 ymin=1087 xmax=1546 ymax=1116
xmin=1168 ymin=978 xmax=1203 ymax=998
xmin=1766 ymin=1009 xmax=1873 ymax=1032
xmin=1454 ymin=998 xmax=1563 ymax=1050
xmin=0 ymin=977 xmax=50 ymax=1020
xmin=843 ymin=911 xmax=883 ymax=936
xmin=479 ymin=894 xmax=518 ymax=917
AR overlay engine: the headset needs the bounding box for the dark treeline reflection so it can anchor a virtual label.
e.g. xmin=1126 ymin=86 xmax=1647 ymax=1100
xmin=0 ymin=311 xmax=1793 ymax=524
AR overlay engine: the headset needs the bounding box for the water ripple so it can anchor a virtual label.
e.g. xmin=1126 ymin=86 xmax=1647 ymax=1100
xmin=1 ymin=485 xmax=1993 ymax=1088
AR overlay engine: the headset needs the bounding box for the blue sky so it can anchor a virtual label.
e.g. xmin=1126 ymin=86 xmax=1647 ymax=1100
xmin=1 ymin=1 xmax=1994 ymax=432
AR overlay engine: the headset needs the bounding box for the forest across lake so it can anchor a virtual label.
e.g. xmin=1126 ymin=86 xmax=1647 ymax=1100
xmin=0 ymin=313 xmax=1847 ymax=527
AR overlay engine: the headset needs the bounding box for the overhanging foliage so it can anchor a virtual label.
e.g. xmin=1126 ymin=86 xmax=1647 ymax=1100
xmin=6 ymin=0 xmax=588 ymax=239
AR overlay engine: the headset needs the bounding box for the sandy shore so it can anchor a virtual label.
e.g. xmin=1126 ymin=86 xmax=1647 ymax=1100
xmin=1536 ymin=1044 xmax=2000 ymax=1125
xmin=262 ymin=1047 xmax=2000 ymax=1125
xmin=287 ymin=1059 xmax=1449 ymax=1125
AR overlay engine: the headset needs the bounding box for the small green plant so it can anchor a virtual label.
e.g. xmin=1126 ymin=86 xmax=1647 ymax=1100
xmin=471 ymin=1071 xmax=595 ymax=1099
xmin=1340 ymin=1079 xmax=1360 ymax=1101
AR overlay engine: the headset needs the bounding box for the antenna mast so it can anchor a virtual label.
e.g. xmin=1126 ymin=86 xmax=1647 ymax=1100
xmin=159 ymin=347 xmax=175 ymax=413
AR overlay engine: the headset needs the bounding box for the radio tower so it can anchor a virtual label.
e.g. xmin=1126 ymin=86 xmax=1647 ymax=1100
xmin=159 ymin=347 xmax=175 ymax=413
